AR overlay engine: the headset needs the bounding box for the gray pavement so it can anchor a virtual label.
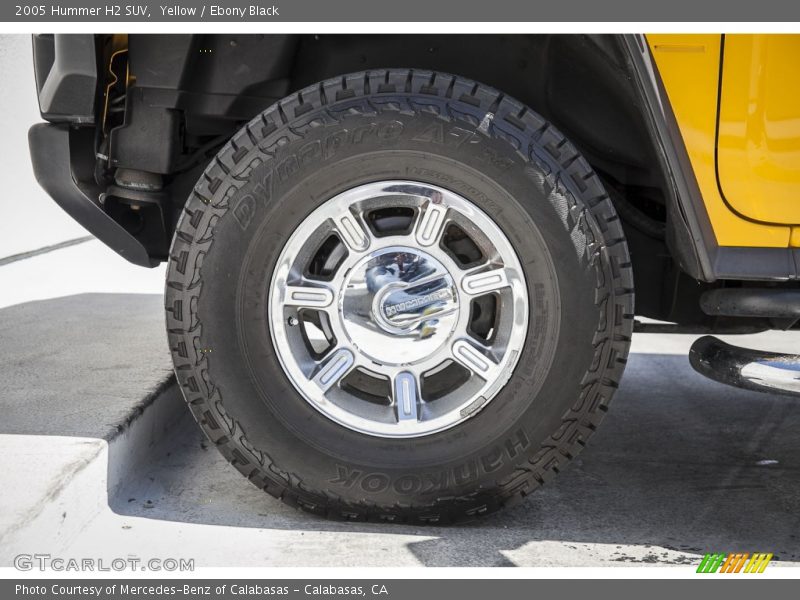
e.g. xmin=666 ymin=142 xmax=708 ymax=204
xmin=0 ymin=293 xmax=173 ymax=439
xmin=0 ymin=292 xmax=182 ymax=557
xmin=1 ymin=291 xmax=799 ymax=567
xmin=108 ymin=339 xmax=800 ymax=567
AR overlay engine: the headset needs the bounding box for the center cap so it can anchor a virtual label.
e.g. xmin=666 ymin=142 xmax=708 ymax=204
xmin=340 ymin=247 xmax=460 ymax=365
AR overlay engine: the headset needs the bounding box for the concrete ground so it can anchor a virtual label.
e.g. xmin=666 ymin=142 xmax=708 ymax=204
xmin=1 ymin=32 xmax=799 ymax=569
xmin=0 ymin=293 xmax=173 ymax=439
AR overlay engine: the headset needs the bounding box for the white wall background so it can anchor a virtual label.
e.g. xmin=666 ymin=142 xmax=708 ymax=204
xmin=0 ymin=34 xmax=89 ymax=257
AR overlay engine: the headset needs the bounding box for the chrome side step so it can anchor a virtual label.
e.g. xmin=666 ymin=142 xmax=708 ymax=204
xmin=689 ymin=335 xmax=800 ymax=398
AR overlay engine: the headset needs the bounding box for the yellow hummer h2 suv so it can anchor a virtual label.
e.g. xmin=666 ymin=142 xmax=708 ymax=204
xmin=29 ymin=34 xmax=800 ymax=522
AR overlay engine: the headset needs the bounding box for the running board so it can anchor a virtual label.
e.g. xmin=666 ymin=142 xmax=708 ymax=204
xmin=689 ymin=335 xmax=800 ymax=397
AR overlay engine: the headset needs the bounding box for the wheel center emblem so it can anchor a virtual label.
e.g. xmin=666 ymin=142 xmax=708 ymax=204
xmin=383 ymin=287 xmax=455 ymax=318
xmin=340 ymin=246 xmax=460 ymax=364
xmin=376 ymin=280 xmax=458 ymax=335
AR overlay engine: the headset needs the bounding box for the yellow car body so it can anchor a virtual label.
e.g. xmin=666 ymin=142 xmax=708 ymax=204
xmin=648 ymin=34 xmax=800 ymax=248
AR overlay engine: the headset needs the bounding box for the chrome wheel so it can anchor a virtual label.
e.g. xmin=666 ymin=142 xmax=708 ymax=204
xmin=269 ymin=181 xmax=528 ymax=438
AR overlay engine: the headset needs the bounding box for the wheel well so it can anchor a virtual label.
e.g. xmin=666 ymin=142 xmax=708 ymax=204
xmin=108 ymin=34 xmax=685 ymax=321
xmin=290 ymin=35 xmax=664 ymax=194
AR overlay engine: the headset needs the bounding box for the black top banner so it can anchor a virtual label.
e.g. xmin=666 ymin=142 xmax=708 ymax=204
xmin=4 ymin=0 xmax=800 ymax=22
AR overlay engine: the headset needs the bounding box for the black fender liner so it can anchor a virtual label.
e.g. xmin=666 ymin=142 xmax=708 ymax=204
xmin=28 ymin=123 xmax=154 ymax=268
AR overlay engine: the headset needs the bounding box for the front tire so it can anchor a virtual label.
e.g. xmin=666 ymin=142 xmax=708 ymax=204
xmin=165 ymin=70 xmax=634 ymax=523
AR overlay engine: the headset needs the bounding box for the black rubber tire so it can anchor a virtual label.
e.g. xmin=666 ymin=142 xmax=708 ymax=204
xmin=165 ymin=69 xmax=634 ymax=524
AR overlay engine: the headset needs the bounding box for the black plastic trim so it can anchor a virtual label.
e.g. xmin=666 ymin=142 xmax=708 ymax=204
xmin=28 ymin=123 xmax=153 ymax=268
xmin=713 ymin=247 xmax=797 ymax=281
xmin=32 ymin=34 xmax=97 ymax=124
xmin=700 ymin=288 xmax=800 ymax=319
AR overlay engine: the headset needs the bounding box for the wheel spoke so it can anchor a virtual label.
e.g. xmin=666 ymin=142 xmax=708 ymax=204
xmin=334 ymin=211 xmax=371 ymax=252
xmin=415 ymin=202 xmax=447 ymax=247
xmin=451 ymin=338 xmax=498 ymax=380
xmin=392 ymin=371 xmax=420 ymax=422
xmin=460 ymin=266 xmax=511 ymax=296
xmin=283 ymin=284 xmax=335 ymax=309
xmin=312 ymin=348 xmax=355 ymax=391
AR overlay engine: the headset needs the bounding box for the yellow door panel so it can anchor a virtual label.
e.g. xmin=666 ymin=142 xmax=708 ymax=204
xmin=718 ymin=34 xmax=800 ymax=225
xmin=647 ymin=34 xmax=793 ymax=248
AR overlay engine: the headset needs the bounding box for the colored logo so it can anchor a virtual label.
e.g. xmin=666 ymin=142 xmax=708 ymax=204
xmin=697 ymin=553 xmax=774 ymax=573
